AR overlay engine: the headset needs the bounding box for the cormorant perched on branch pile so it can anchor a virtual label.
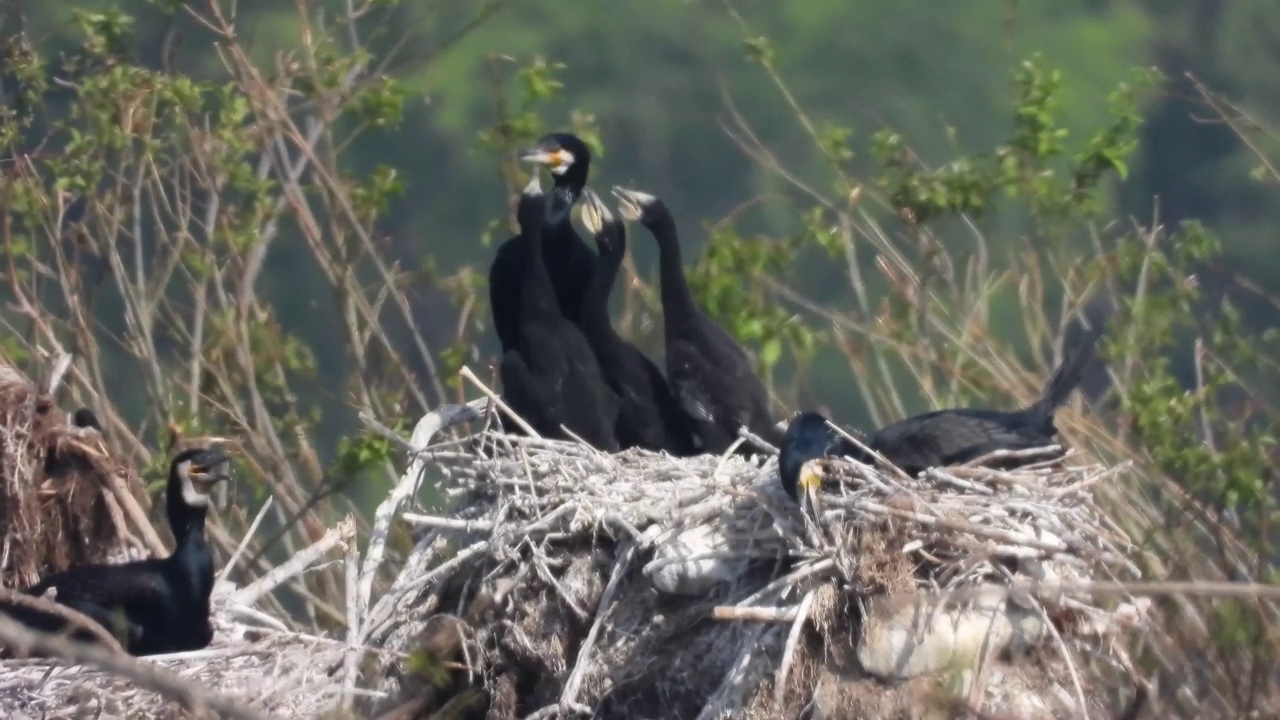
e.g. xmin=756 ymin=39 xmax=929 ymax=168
xmin=11 ymin=447 xmax=231 ymax=655
xmin=488 ymin=132 xmax=598 ymax=353
xmin=612 ymin=186 xmax=782 ymax=455
xmin=780 ymin=328 xmax=1102 ymax=502
xmin=499 ymin=178 xmax=620 ymax=450
xmin=578 ymin=189 xmax=697 ymax=455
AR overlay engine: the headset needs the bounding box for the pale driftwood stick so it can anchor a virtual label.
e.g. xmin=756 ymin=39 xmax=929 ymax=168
xmin=340 ymin=516 xmax=363 ymax=711
xmin=228 ymin=516 xmax=356 ymax=607
xmin=459 ymin=365 xmax=541 ymax=438
xmin=559 ymin=543 xmax=637 ymax=709
xmin=355 ymin=400 xmax=485 ymax=640
xmin=106 ymin=472 xmax=168 ymax=557
xmin=0 ymin=588 xmax=125 ymax=656
xmin=712 ymin=605 xmax=799 ymax=623
xmin=962 ymin=444 xmax=1066 ymax=468
xmin=0 ymin=614 xmax=269 ymax=720
xmin=773 ymin=589 xmax=816 ymax=707
xmin=737 ymin=426 xmax=779 ymax=455
xmin=400 ymin=513 xmax=495 ymax=532
xmin=218 ymin=495 xmax=274 ymax=582
xmin=45 ymin=351 xmax=73 ymax=394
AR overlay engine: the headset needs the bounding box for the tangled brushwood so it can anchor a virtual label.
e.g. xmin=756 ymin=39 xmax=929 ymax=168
xmin=0 ymin=360 xmax=141 ymax=591
xmin=366 ymin=411 xmax=1151 ymax=719
xmin=0 ymin=400 xmax=1152 ymax=719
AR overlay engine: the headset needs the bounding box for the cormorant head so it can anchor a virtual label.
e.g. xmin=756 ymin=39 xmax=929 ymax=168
xmin=515 ymin=176 xmax=545 ymax=232
xmin=778 ymin=411 xmax=838 ymax=503
xmin=579 ymin=188 xmax=624 ymax=257
xmin=171 ymin=447 xmax=232 ymax=508
xmin=71 ymin=407 xmax=102 ymax=432
xmin=519 ymin=132 xmax=591 ymax=222
xmin=610 ymin=186 xmax=671 ymax=233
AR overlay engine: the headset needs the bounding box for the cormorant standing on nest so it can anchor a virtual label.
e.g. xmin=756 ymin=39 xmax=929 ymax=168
xmin=488 ymin=132 xmax=598 ymax=353
xmin=15 ymin=447 xmax=231 ymax=655
xmin=500 ymin=178 xmax=620 ymax=451
xmin=611 ymin=186 xmax=781 ymax=455
xmin=779 ymin=328 xmax=1102 ymax=502
xmin=577 ymin=189 xmax=697 ymax=455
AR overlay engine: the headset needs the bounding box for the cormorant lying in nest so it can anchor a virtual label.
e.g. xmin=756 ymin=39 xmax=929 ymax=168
xmin=499 ymin=178 xmax=620 ymax=450
xmin=488 ymin=132 xmax=598 ymax=354
xmin=612 ymin=186 xmax=781 ymax=455
xmin=578 ymin=189 xmax=697 ymax=455
xmin=779 ymin=328 xmax=1102 ymax=502
xmin=9 ymin=446 xmax=231 ymax=655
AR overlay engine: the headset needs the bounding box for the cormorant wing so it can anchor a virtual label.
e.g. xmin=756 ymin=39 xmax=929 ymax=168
xmin=666 ymin=338 xmax=757 ymax=434
xmin=870 ymin=409 xmax=1054 ymax=469
xmin=28 ymin=561 xmax=173 ymax=611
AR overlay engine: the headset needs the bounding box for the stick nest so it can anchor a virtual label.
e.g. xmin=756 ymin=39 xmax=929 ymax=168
xmin=0 ymin=361 xmax=141 ymax=591
xmin=365 ymin=429 xmax=1151 ymax=720
xmin=0 ymin=403 xmax=1153 ymax=720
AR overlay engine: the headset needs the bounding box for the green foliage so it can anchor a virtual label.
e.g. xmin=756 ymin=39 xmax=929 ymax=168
xmin=333 ymin=427 xmax=398 ymax=480
xmin=871 ymin=55 xmax=1159 ymax=228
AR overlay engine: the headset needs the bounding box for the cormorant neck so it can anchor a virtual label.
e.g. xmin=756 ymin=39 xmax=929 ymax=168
xmin=580 ymin=235 xmax=625 ymax=342
xmin=545 ymin=186 xmax=578 ymax=226
xmin=167 ymin=490 xmax=209 ymax=546
xmin=648 ymin=215 xmax=698 ymax=326
xmin=519 ymin=213 xmax=558 ymax=321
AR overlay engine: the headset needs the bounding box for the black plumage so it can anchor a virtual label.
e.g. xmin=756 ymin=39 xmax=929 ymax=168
xmin=577 ymin=189 xmax=697 ymax=455
xmin=778 ymin=411 xmax=845 ymax=502
xmin=777 ymin=328 xmax=1103 ymax=503
xmin=611 ymin=186 xmax=781 ymax=455
xmin=488 ymin=132 xmax=598 ymax=353
xmin=71 ymin=407 xmax=101 ymax=431
xmin=12 ymin=447 xmax=231 ymax=655
xmin=862 ymin=327 xmax=1102 ymax=477
xmin=499 ymin=178 xmax=620 ymax=451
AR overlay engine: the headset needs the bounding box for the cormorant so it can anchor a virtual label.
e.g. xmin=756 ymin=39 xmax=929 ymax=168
xmin=864 ymin=327 xmax=1102 ymax=477
xmin=778 ymin=411 xmax=846 ymax=503
xmin=577 ymin=189 xmax=698 ymax=455
xmin=499 ymin=178 xmax=620 ymax=451
xmin=778 ymin=328 xmax=1102 ymax=501
xmin=71 ymin=407 xmax=101 ymax=431
xmin=15 ymin=446 xmax=231 ymax=655
xmin=611 ymin=186 xmax=781 ymax=455
xmin=488 ymin=132 xmax=598 ymax=353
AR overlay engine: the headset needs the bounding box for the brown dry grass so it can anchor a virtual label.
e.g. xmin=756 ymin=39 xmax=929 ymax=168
xmin=0 ymin=359 xmax=142 ymax=594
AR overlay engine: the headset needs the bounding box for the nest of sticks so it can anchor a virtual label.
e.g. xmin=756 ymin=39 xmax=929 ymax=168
xmin=0 ymin=358 xmax=143 ymax=592
xmin=365 ymin=404 xmax=1152 ymax=720
xmin=0 ymin=398 xmax=1153 ymax=720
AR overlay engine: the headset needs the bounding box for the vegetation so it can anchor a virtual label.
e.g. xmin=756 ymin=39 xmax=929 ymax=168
xmin=1 ymin=0 xmax=1279 ymax=715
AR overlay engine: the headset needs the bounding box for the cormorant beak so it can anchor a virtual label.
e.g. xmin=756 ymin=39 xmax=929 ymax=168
xmin=189 ymin=452 xmax=233 ymax=494
xmin=518 ymin=146 xmax=571 ymax=171
xmin=610 ymin=186 xmax=651 ymax=222
xmin=579 ymin=188 xmax=608 ymax=234
xmin=798 ymin=459 xmax=825 ymax=496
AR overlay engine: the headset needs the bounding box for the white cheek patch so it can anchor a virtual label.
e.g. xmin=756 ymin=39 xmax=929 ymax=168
xmin=181 ymin=478 xmax=211 ymax=507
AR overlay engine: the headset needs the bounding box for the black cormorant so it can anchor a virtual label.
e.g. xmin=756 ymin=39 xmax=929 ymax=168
xmin=611 ymin=186 xmax=781 ymax=455
xmin=778 ymin=411 xmax=847 ymax=503
xmin=779 ymin=328 xmax=1102 ymax=502
xmin=863 ymin=328 xmax=1102 ymax=477
xmin=15 ymin=447 xmax=231 ymax=655
xmin=71 ymin=407 xmax=101 ymax=431
xmin=488 ymin=132 xmax=598 ymax=353
xmin=577 ymin=189 xmax=698 ymax=455
xmin=499 ymin=178 xmax=620 ymax=451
